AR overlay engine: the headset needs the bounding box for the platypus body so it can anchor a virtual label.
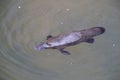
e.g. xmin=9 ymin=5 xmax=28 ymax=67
xmin=34 ymin=27 xmax=105 ymax=55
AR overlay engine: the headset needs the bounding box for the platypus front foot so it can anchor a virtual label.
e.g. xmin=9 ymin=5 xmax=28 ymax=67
xmin=46 ymin=35 xmax=53 ymax=40
xmin=59 ymin=49 xmax=71 ymax=55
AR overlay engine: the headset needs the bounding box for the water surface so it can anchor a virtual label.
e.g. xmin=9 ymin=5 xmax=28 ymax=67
xmin=0 ymin=0 xmax=120 ymax=80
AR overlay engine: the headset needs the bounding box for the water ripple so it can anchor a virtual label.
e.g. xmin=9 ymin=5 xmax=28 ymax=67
xmin=0 ymin=1 xmax=58 ymax=80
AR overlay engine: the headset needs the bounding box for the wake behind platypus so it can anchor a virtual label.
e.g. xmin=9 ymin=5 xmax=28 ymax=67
xmin=34 ymin=27 xmax=105 ymax=55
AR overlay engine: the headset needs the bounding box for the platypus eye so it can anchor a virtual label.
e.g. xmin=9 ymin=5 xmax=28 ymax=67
xmin=42 ymin=43 xmax=51 ymax=48
xmin=46 ymin=42 xmax=51 ymax=46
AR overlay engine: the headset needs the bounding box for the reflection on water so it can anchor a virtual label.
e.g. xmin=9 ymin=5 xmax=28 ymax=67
xmin=0 ymin=0 xmax=120 ymax=80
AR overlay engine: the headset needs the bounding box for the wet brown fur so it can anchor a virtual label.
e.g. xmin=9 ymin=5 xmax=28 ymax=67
xmin=35 ymin=27 xmax=105 ymax=55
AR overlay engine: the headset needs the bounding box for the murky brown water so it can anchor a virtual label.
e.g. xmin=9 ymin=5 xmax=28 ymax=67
xmin=0 ymin=0 xmax=120 ymax=80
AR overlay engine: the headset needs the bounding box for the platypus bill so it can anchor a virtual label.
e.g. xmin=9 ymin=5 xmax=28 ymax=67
xmin=34 ymin=27 xmax=105 ymax=55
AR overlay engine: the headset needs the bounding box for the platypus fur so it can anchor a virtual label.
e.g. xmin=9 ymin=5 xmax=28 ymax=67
xmin=34 ymin=27 xmax=105 ymax=55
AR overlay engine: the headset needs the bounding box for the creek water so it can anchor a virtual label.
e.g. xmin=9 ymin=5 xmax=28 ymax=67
xmin=0 ymin=0 xmax=120 ymax=80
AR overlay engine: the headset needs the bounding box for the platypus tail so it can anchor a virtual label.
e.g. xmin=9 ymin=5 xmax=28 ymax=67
xmin=87 ymin=27 xmax=105 ymax=37
xmin=96 ymin=27 xmax=105 ymax=34
xmin=81 ymin=27 xmax=105 ymax=37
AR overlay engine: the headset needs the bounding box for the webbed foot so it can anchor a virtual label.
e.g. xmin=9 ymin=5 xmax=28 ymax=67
xmin=86 ymin=38 xmax=94 ymax=43
xmin=46 ymin=35 xmax=53 ymax=40
xmin=59 ymin=49 xmax=71 ymax=55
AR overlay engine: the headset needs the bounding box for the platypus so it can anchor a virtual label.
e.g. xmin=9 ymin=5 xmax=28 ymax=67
xmin=34 ymin=27 xmax=105 ymax=55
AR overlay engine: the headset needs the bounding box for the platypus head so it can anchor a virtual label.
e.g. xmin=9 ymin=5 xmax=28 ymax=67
xmin=34 ymin=42 xmax=49 ymax=51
